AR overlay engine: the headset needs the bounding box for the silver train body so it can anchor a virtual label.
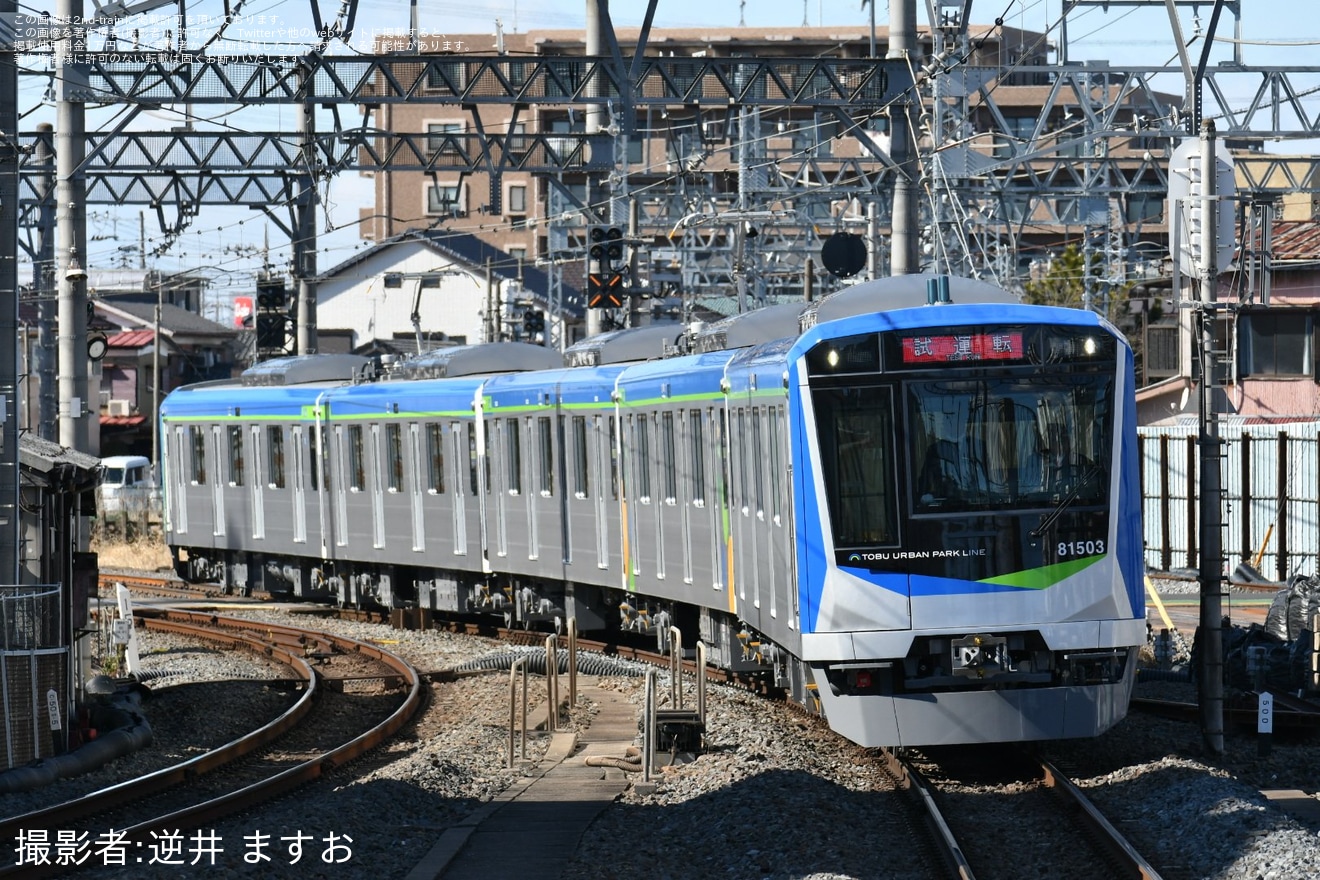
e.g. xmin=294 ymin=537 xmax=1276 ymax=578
xmin=161 ymin=275 xmax=1145 ymax=747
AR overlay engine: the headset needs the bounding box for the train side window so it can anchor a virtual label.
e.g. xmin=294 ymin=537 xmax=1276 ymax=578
xmin=507 ymin=418 xmax=522 ymax=495
xmin=267 ymin=425 xmax=286 ymax=489
xmin=349 ymin=425 xmax=365 ymax=491
xmin=717 ymin=407 xmax=729 ymax=508
xmin=661 ymin=411 xmax=677 ymax=504
xmin=537 ymin=416 xmax=553 ymax=496
xmin=309 ymin=428 xmax=321 ymax=491
xmin=188 ymin=425 xmax=206 ymax=485
xmin=467 ymin=423 xmax=479 ymax=496
xmin=572 ymin=415 xmax=588 ymax=497
xmin=426 ymin=424 xmax=445 ymax=493
xmin=636 ymin=413 xmax=652 ymax=501
xmin=228 ymin=425 xmax=244 ymax=487
xmin=386 ymin=423 xmax=403 ymax=492
xmin=690 ymin=410 xmax=705 ymax=506
xmin=609 ymin=415 xmax=618 ymax=499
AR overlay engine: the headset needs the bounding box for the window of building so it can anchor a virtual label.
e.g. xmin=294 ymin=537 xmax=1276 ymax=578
xmin=427 ymin=183 xmax=464 ymax=215
xmin=425 ymin=59 xmax=467 ymax=93
xmin=427 ymin=121 xmax=464 ymax=159
xmin=1242 ymin=309 xmax=1313 ymax=377
xmin=1124 ymin=192 xmax=1163 ymax=223
xmin=507 ymin=184 xmax=527 ymax=214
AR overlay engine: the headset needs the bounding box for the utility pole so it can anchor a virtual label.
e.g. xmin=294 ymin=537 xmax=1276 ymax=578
xmin=295 ymin=60 xmax=318 ymax=355
xmin=0 ymin=0 xmax=19 ymax=583
xmin=34 ymin=123 xmax=57 ymax=441
xmin=1196 ymin=119 xmax=1225 ymax=757
xmin=888 ymin=0 xmax=919 ymax=275
xmin=56 ymin=0 xmax=90 ymax=453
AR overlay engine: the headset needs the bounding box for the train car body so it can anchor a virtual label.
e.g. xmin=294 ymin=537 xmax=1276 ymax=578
xmin=161 ymin=275 xmax=1144 ymax=747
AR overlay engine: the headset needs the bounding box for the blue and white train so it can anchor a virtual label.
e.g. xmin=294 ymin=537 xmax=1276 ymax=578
xmin=160 ymin=274 xmax=1145 ymax=747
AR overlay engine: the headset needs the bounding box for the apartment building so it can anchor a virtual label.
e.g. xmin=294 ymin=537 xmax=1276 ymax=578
xmin=356 ymin=24 xmax=1169 ymax=304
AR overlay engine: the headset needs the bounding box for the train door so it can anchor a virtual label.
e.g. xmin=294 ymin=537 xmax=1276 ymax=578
xmin=525 ymin=416 xmax=539 ymax=561
xmin=167 ymin=424 xmax=188 ymax=535
xmin=291 ymin=425 xmax=307 ymax=544
xmin=332 ymin=425 xmax=349 ymax=547
xmin=248 ymin=425 xmax=265 ymax=540
xmin=559 ymin=414 xmax=573 ymax=564
xmin=449 ymin=421 xmax=468 ymax=554
xmin=749 ymin=406 xmax=765 ymax=618
xmin=370 ymin=424 xmax=386 ymax=550
xmin=657 ymin=411 xmax=675 ymax=582
xmin=591 ymin=414 xmax=609 ymax=568
xmin=492 ymin=418 xmax=511 ymax=560
xmin=409 ymin=423 xmax=426 ymax=552
xmin=209 ymin=425 xmax=225 ymax=536
xmin=680 ymin=410 xmax=696 ymax=585
xmin=711 ymin=407 xmax=728 ymax=595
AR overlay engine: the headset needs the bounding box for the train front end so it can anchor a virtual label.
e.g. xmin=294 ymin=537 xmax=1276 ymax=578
xmin=790 ymin=303 xmax=1144 ymax=747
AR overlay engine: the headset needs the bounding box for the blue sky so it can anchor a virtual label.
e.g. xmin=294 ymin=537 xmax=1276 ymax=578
xmin=22 ymin=0 xmax=1320 ymax=310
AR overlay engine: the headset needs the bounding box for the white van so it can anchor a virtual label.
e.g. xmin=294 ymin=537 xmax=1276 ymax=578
xmin=99 ymin=455 xmax=153 ymax=515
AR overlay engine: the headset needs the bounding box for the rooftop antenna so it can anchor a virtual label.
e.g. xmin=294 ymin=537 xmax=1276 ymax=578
xmin=802 ymin=0 xmax=808 ymax=27
xmin=740 ymin=0 xmax=745 ymax=27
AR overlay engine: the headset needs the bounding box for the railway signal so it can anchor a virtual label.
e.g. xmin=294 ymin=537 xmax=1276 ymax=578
xmin=587 ymin=226 xmax=626 ymax=308
xmin=255 ymin=276 xmax=293 ymax=356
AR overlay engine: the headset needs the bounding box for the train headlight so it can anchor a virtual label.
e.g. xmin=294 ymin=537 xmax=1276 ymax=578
xmin=1084 ymin=337 xmax=1097 ymax=355
xmin=826 ymin=349 xmax=839 ymax=368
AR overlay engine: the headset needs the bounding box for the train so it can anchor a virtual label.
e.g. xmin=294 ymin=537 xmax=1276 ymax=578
xmin=159 ymin=273 xmax=1146 ymax=747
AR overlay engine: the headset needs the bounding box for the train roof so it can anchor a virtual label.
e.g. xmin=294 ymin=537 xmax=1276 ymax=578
xmin=240 ymin=354 xmax=376 ymax=387
xmin=326 ymin=373 xmax=486 ymax=418
xmin=562 ymin=324 xmax=687 ymax=366
xmin=162 ymin=379 xmax=335 ymax=419
xmin=612 ymin=348 xmax=739 ymax=403
xmin=803 ymin=274 xmax=1019 ymax=328
xmin=483 ymin=364 xmax=630 ymax=407
xmin=386 ymin=342 xmax=563 ymax=380
xmin=691 ymin=302 xmax=808 ymax=353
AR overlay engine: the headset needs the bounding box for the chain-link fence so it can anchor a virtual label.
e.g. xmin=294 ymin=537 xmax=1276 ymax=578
xmin=0 ymin=586 xmax=68 ymax=769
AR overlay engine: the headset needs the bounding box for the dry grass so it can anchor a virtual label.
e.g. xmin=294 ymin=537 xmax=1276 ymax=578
xmin=90 ymin=532 xmax=174 ymax=572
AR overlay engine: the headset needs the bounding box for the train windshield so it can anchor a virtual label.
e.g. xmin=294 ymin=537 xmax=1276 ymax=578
xmin=811 ymin=385 xmax=900 ymax=547
xmin=908 ymin=374 xmax=1114 ymax=514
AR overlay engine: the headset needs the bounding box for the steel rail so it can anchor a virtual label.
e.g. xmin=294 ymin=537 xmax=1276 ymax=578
xmin=0 ymin=613 xmax=422 ymax=878
xmin=882 ymin=750 xmax=977 ymax=880
xmin=1039 ymin=758 xmax=1164 ymax=880
xmin=0 ymin=620 xmax=318 ymax=851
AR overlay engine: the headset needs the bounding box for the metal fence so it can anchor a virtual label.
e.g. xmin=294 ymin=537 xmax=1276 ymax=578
xmin=0 ymin=585 xmax=67 ymax=769
xmin=1140 ymin=421 xmax=1320 ymax=580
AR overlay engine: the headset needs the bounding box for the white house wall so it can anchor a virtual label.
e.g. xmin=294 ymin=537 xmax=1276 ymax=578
xmin=316 ymin=241 xmax=497 ymax=348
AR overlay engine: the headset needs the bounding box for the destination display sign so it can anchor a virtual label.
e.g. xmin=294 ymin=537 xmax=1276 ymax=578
xmin=900 ymin=332 xmax=1024 ymax=364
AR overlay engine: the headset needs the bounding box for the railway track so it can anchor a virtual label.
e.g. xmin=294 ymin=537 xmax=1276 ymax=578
xmin=896 ymin=746 xmax=1163 ymax=880
xmin=0 ymin=610 xmax=423 ymax=878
